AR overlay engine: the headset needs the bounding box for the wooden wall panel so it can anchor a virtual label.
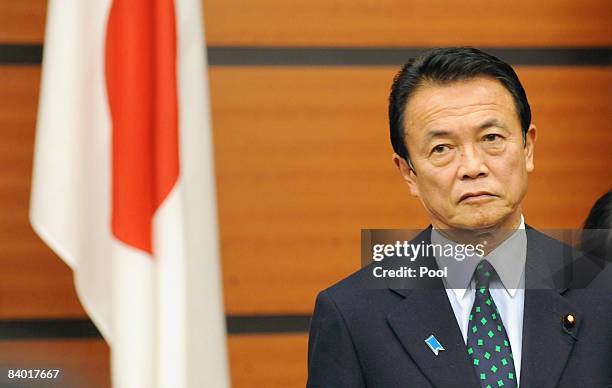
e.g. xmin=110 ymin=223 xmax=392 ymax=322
xmin=0 ymin=335 xmax=308 ymax=388
xmin=228 ymin=334 xmax=308 ymax=387
xmin=0 ymin=66 xmax=84 ymax=319
xmin=0 ymin=66 xmax=610 ymax=318
xmin=202 ymin=0 xmax=612 ymax=47
xmin=0 ymin=339 xmax=111 ymax=388
xmin=517 ymin=67 xmax=612 ymax=227
xmin=0 ymin=1 xmax=47 ymax=43
xmin=1 ymin=1 xmax=610 ymax=46
xmin=209 ymin=66 xmax=429 ymax=314
xmin=210 ymin=66 xmax=612 ymax=313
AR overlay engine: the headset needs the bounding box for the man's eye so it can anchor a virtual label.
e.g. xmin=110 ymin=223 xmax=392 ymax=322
xmin=432 ymin=145 xmax=449 ymax=154
xmin=483 ymin=134 xmax=501 ymax=142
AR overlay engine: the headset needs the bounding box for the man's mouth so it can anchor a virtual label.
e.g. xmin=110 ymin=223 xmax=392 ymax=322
xmin=459 ymin=191 xmax=496 ymax=203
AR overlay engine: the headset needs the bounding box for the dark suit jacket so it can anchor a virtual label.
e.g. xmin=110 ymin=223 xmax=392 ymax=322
xmin=307 ymin=226 xmax=612 ymax=388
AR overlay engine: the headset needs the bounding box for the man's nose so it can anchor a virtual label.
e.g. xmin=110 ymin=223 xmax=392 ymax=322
xmin=457 ymin=144 xmax=488 ymax=179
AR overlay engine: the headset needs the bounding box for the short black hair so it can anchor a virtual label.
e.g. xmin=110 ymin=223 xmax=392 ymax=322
xmin=581 ymin=190 xmax=612 ymax=263
xmin=388 ymin=47 xmax=531 ymax=166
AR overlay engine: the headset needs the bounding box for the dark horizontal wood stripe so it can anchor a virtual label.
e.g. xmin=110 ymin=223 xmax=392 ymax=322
xmin=0 ymin=318 xmax=101 ymax=340
xmin=227 ymin=315 xmax=311 ymax=334
xmin=0 ymin=44 xmax=43 ymax=64
xmin=207 ymin=47 xmax=612 ymax=66
xmin=1 ymin=45 xmax=611 ymax=66
xmin=0 ymin=315 xmax=312 ymax=340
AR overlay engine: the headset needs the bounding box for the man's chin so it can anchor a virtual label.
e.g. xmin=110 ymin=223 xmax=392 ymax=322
xmin=447 ymin=208 xmax=512 ymax=231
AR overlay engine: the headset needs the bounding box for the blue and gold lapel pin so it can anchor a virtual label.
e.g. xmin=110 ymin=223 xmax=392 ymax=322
xmin=424 ymin=335 xmax=445 ymax=356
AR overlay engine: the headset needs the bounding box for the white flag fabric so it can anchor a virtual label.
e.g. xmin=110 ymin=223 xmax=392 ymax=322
xmin=30 ymin=0 xmax=230 ymax=387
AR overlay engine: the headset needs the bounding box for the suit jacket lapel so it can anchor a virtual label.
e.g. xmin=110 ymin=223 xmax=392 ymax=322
xmin=520 ymin=226 xmax=581 ymax=388
xmin=385 ymin=227 xmax=480 ymax=387
xmin=387 ymin=289 xmax=480 ymax=388
xmin=519 ymin=289 xmax=581 ymax=387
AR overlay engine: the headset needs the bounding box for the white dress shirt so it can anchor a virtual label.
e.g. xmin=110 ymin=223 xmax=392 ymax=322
xmin=431 ymin=215 xmax=526 ymax=383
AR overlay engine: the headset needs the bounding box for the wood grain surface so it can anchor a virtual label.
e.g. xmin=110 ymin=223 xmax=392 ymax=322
xmin=0 ymin=65 xmax=609 ymax=318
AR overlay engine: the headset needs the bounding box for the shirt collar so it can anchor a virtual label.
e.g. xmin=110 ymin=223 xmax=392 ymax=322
xmin=431 ymin=214 xmax=526 ymax=300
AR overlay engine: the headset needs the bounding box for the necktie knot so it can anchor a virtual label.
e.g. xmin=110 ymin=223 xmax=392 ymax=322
xmin=474 ymin=260 xmax=495 ymax=289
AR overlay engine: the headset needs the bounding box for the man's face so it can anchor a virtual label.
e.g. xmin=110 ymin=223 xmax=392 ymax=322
xmin=393 ymin=76 xmax=536 ymax=230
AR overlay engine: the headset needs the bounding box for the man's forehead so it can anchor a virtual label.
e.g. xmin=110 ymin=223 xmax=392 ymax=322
xmin=403 ymin=77 xmax=519 ymax=137
xmin=423 ymin=118 xmax=509 ymax=141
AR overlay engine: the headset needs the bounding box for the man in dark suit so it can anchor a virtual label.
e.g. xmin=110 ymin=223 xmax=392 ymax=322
xmin=307 ymin=47 xmax=612 ymax=388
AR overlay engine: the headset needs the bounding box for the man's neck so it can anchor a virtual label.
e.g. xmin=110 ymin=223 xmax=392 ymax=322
xmin=432 ymin=211 xmax=523 ymax=255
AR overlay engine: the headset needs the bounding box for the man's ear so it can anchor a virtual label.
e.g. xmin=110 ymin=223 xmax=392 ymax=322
xmin=392 ymin=153 xmax=420 ymax=198
xmin=524 ymin=124 xmax=537 ymax=172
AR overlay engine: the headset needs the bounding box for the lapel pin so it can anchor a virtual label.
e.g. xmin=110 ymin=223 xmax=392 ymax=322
xmin=563 ymin=313 xmax=576 ymax=329
xmin=424 ymin=334 xmax=445 ymax=356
